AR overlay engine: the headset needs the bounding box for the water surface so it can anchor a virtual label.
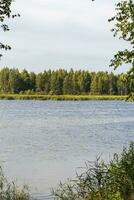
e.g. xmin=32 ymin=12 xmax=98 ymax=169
xmin=0 ymin=100 xmax=134 ymax=199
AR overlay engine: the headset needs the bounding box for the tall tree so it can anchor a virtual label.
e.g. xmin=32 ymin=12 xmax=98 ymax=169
xmin=21 ymin=69 xmax=31 ymax=91
xmin=0 ymin=67 xmax=10 ymax=92
xmin=36 ymin=73 xmax=44 ymax=92
xmin=90 ymin=73 xmax=99 ymax=94
xmin=9 ymin=68 xmax=22 ymax=93
xmin=117 ymin=73 xmax=128 ymax=95
xmin=63 ymin=69 xmax=74 ymax=95
xmin=109 ymin=72 xmax=118 ymax=95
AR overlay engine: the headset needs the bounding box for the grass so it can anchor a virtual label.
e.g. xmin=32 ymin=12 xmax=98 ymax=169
xmin=0 ymin=94 xmax=128 ymax=101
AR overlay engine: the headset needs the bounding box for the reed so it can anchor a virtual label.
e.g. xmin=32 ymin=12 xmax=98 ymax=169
xmin=53 ymin=142 xmax=134 ymax=200
xmin=0 ymin=94 xmax=128 ymax=101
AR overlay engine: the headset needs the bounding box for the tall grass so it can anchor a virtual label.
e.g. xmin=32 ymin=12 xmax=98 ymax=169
xmin=53 ymin=142 xmax=134 ymax=200
xmin=127 ymin=93 xmax=134 ymax=102
xmin=0 ymin=167 xmax=29 ymax=200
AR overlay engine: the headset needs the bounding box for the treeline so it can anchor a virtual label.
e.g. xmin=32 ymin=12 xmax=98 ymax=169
xmin=0 ymin=67 xmax=133 ymax=95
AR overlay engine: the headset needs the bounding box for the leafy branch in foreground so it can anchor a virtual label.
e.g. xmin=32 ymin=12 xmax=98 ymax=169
xmin=108 ymin=0 xmax=134 ymax=70
xmin=53 ymin=142 xmax=134 ymax=200
xmin=0 ymin=0 xmax=20 ymax=58
xmin=108 ymin=0 xmax=134 ymax=100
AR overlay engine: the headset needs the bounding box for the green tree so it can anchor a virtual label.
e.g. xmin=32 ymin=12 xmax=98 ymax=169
xmin=77 ymin=70 xmax=91 ymax=94
xmin=50 ymin=70 xmax=65 ymax=95
xmin=117 ymin=73 xmax=128 ymax=95
xmin=90 ymin=73 xmax=99 ymax=94
xmin=9 ymin=68 xmax=22 ymax=93
xmin=82 ymin=71 xmax=91 ymax=94
xmin=127 ymin=67 xmax=134 ymax=93
xmin=63 ymin=69 xmax=74 ymax=94
xmin=72 ymin=71 xmax=81 ymax=95
xmin=0 ymin=67 xmax=10 ymax=93
xmin=109 ymin=72 xmax=118 ymax=95
xmin=42 ymin=70 xmax=51 ymax=94
xmin=36 ymin=70 xmax=51 ymax=94
xmin=21 ymin=69 xmax=31 ymax=91
xmin=29 ymin=72 xmax=36 ymax=91
xmin=36 ymin=73 xmax=44 ymax=92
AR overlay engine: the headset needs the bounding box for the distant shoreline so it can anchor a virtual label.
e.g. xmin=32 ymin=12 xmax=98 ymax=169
xmin=0 ymin=94 xmax=128 ymax=101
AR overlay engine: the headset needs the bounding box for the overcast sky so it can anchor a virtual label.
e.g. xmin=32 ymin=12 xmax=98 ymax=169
xmin=0 ymin=0 xmax=130 ymax=73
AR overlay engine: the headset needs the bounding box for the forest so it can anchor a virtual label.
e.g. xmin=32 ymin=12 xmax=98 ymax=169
xmin=0 ymin=67 xmax=133 ymax=96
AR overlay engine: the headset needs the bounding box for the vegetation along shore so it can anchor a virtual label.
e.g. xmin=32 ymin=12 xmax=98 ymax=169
xmin=0 ymin=94 xmax=128 ymax=101
xmin=53 ymin=142 xmax=134 ymax=200
xmin=0 ymin=143 xmax=134 ymax=200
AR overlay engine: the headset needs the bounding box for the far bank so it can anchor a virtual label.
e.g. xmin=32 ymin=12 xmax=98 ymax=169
xmin=0 ymin=94 xmax=128 ymax=101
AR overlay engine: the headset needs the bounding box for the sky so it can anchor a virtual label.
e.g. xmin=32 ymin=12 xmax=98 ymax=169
xmin=0 ymin=0 xmax=130 ymax=73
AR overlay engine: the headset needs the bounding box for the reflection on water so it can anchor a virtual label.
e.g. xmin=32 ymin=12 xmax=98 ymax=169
xmin=0 ymin=100 xmax=134 ymax=199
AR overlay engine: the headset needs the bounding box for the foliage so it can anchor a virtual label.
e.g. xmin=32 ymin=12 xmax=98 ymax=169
xmin=109 ymin=0 xmax=134 ymax=70
xmin=108 ymin=0 xmax=134 ymax=100
xmin=0 ymin=167 xmax=29 ymax=200
xmin=0 ymin=67 xmax=131 ymax=96
xmin=53 ymin=142 xmax=134 ymax=200
xmin=0 ymin=0 xmax=20 ymax=58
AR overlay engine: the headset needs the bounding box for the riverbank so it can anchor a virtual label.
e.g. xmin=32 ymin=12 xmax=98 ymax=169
xmin=0 ymin=94 xmax=128 ymax=101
